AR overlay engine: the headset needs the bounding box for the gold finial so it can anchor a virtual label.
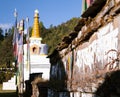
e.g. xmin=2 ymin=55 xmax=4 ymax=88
xmin=31 ymin=9 xmax=40 ymax=38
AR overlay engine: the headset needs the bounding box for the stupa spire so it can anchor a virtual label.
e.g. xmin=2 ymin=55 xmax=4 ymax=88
xmin=31 ymin=9 xmax=40 ymax=38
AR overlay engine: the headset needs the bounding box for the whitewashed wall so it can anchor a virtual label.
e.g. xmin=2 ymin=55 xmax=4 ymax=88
xmin=76 ymin=22 xmax=119 ymax=74
xmin=49 ymin=15 xmax=120 ymax=97
xmin=60 ymin=22 xmax=120 ymax=97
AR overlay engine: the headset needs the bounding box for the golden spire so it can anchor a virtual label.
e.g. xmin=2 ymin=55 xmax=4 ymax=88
xmin=31 ymin=10 xmax=40 ymax=38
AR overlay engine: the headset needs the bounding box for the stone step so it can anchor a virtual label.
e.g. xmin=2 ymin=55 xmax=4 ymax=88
xmin=3 ymin=82 xmax=16 ymax=90
xmin=2 ymin=75 xmax=16 ymax=90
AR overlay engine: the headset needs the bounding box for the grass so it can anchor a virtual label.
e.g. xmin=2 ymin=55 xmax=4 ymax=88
xmin=0 ymin=92 xmax=18 ymax=97
xmin=0 ymin=84 xmax=18 ymax=97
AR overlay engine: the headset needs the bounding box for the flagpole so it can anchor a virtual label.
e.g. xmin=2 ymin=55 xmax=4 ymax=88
xmin=26 ymin=17 xmax=31 ymax=74
xmin=21 ymin=19 xmax=24 ymax=95
xmin=13 ymin=8 xmax=18 ymax=59
xmin=14 ymin=9 xmax=18 ymax=26
xmin=13 ymin=8 xmax=18 ymax=91
xmin=18 ymin=19 xmax=24 ymax=95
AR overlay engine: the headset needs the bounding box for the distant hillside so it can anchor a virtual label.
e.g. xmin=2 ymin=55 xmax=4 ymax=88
xmin=0 ymin=17 xmax=80 ymax=66
xmin=0 ymin=17 xmax=79 ymax=83
xmin=40 ymin=17 xmax=80 ymax=54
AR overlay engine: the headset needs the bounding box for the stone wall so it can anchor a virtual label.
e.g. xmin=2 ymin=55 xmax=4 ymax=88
xmin=48 ymin=0 xmax=120 ymax=97
xmin=71 ymin=20 xmax=120 ymax=95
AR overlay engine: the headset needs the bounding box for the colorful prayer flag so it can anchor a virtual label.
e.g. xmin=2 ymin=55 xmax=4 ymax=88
xmin=13 ymin=18 xmax=18 ymax=59
xmin=82 ymin=0 xmax=94 ymax=13
xmin=26 ymin=17 xmax=30 ymax=71
xmin=17 ymin=20 xmax=24 ymax=63
xmin=18 ymin=45 xmax=23 ymax=63
xmin=13 ymin=9 xmax=19 ymax=85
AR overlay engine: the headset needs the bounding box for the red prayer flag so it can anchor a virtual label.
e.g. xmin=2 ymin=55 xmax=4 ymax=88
xmin=82 ymin=0 xmax=94 ymax=13
xmin=13 ymin=18 xmax=18 ymax=58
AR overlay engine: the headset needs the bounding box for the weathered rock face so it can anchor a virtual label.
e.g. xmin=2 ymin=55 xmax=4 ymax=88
xmin=49 ymin=0 xmax=120 ymax=97
xmin=60 ymin=4 xmax=120 ymax=94
xmin=94 ymin=70 xmax=120 ymax=97
xmin=31 ymin=78 xmax=39 ymax=97
xmin=72 ymin=21 xmax=120 ymax=92
xmin=31 ymin=77 xmax=48 ymax=97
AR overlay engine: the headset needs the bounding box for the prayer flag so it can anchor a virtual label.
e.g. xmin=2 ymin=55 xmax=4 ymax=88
xmin=17 ymin=20 xmax=24 ymax=64
xmin=26 ymin=17 xmax=30 ymax=71
xmin=82 ymin=0 xmax=94 ymax=13
xmin=13 ymin=9 xmax=19 ymax=85
xmin=13 ymin=18 xmax=18 ymax=59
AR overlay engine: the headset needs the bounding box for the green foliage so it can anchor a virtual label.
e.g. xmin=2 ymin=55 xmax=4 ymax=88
xmin=0 ymin=28 xmax=4 ymax=45
xmin=0 ymin=17 xmax=79 ymax=66
xmin=40 ymin=17 xmax=79 ymax=54
xmin=0 ymin=27 xmax=14 ymax=69
xmin=0 ymin=72 xmax=14 ymax=84
xmin=0 ymin=33 xmax=14 ymax=67
xmin=0 ymin=17 xmax=79 ymax=83
xmin=0 ymin=28 xmax=14 ymax=83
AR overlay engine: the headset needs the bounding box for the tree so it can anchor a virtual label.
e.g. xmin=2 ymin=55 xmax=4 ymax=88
xmin=0 ymin=28 xmax=14 ymax=67
xmin=0 ymin=28 xmax=14 ymax=83
xmin=0 ymin=28 xmax=4 ymax=44
xmin=41 ymin=17 xmax=79 ymax=54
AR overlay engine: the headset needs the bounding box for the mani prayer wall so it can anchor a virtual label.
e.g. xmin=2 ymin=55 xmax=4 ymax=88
xmin=48 ymin=0 xmax=120 ymax=97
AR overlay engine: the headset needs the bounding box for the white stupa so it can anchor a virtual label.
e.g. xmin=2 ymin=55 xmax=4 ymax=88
xmin=24 ymin=10 xmax=50 ymax=81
